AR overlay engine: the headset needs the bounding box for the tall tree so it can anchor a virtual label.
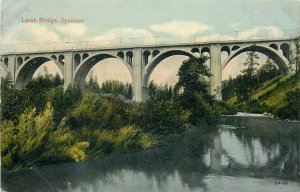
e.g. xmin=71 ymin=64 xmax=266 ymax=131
xmin=238 ymin=45 xmax=260 ymax=102
xmin=175 ymin=56 xmax=211 ymax=96
xmin=175 ymin=56 xmax=215 ymax=125
xmin=0 ymin=73 xmax=24 ymax=122
xmin=257 ymin=58 xmax=280 ymax=83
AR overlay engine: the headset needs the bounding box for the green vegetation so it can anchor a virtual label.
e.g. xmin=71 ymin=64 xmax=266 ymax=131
xmin=222 ymin=46 xmax=300 ymax=120
xmin=0 ymin=74 xmax=157 ymax=170
xmin=1 ymin=56 xmax=227 ymax=169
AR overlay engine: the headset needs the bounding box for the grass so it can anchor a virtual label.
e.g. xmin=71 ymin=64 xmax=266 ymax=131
xmin=225 ymin=73 xmax=300 ymax=110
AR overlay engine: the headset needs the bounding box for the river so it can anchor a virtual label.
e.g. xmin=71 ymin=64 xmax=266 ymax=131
xmin=1 ymin=116 xmax=300 ymax=192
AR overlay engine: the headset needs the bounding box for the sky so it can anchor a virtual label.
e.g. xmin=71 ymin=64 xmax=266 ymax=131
xmin=1 ymin=0 xmax=300 ymax=84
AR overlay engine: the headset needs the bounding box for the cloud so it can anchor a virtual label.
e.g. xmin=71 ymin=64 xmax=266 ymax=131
xmin=1 ymin=23 xmax=61 ymax=44
xmin=194 ymin=26 xmax=284 ymax=42
xmin=90 ymin=27 xmax=155 ymax=46
xmin=55 ymin=23 xmax=86 ymax=38
xmin=1 ymin=23 xmax=62 ymax=52
xmin=150 ymin=20 xmax=212 ymax=36
xmin=238 ymin=26 xmax=284 ymax=39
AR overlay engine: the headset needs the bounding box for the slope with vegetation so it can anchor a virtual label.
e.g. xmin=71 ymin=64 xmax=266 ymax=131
xmin=222 ymin=49 xmax=300 ymax=120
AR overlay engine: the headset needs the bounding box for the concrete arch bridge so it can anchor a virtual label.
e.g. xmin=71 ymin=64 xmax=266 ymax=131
xmin=0 ymin=38 xmax=296 ymax=102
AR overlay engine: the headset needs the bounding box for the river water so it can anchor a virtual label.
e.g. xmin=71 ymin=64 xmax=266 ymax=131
xmin=1 ymin=116 xmax=300 ymax=192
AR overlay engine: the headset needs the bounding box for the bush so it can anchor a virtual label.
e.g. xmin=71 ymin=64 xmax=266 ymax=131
xmin=275 ymin=89 xmax=300 ymax=120
xmin=1 ymin=103 xmax=89 ymax=169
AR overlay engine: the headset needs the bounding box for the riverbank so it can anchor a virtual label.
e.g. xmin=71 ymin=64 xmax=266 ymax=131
xmin=2 ymin=116 xmax=300 ymax=192
xmin=220 ymin=114 xmax=300 ymax=129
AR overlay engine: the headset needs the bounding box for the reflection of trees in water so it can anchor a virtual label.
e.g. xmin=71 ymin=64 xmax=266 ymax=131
xmin=2 ymin=132 xmax=215 ymax=192
xmin=229 ymin=125 xmax=300 ymax=180
xmin=3 ymin=124 xmax=299 ymax=192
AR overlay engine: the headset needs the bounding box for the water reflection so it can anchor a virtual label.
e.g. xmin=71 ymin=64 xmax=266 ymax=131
xmin=1 ymin=116 xmax=300 ymax=192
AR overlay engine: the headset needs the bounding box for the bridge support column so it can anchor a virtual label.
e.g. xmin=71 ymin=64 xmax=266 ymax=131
xmin=210 ymin=45 xmax=222 ymax=100
xmin=132 ymin=48 xmax=144 ymax=102
xmin=7 ymin=55 xmax=16 ymax=82
xmin=63 ymin=52 xmax=73 ymax=89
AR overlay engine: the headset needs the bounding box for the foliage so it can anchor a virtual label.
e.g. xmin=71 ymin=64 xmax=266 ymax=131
xmin=101 ymin=80 xmax=133 ymax=100
xmin=257 ymin=58 xmax=281 ymax=83
xmin=67 ymin=92 xmax=135 ymax=130
xmin=0 ymin=73 xmax=25 ymax=122
xmin=222 ymin=51 xmax=282 ymax=103
xmin=174 ymin=56 xmax=217 ymax=126
xmin=275 ymin=88 xmax=300 ymax=120
xmin=221 ymin=77 xmax=236 ymax=101
xmin=238 ymin=46 xmax=260 ymax=102
xmin=139 ymin=95 xmax=190 ymax=134
xmin=175 ymin=56 xmax=211 ymax=96
xmin=1 ymin=103 xmax=89 ymax=169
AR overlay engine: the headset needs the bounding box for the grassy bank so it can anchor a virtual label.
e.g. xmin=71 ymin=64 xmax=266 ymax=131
xmin=225 ymin=73 xmax=300 ymax=120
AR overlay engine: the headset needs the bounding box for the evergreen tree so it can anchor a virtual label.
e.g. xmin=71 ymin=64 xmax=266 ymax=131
xmin=257 ymin=58 xmax=280 ymax=83
xmin=0 ymin=73 xmax=24 ymax=122
xmin=237 ymin=45 xmax=260 ymax=102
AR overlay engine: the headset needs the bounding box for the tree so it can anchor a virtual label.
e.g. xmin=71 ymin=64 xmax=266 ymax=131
xmin=53 ymin=73 xmax=63 ymax=86
xmin=0 ymin=73 xmax=24 ymax=122
xmin=221 ymin=77 xmax=236 ymax=101
xmin=175 ymin=56 xmax=216 ymax=126
xmin=175 ymin=56 xmax=211 ymax=96
xmin=257 ymin=58 xmax=280 ymax=83
xmin=237 ymin=45 xmax=260 ymax=102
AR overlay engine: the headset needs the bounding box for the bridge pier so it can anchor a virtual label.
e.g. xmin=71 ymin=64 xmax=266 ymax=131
xmin=5 ymin=55 xmax=16 ymax=81
xmin=63 ymin=52 xmax=74 ymax=89
xmin=210 ymin=45 xmax=222 ymax=100
xmin=132 ymin=48 xmax=144 ymax=102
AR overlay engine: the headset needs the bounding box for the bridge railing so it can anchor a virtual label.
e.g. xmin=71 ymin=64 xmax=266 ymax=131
xmin=1 ymin=29 xmax=300 ymax=54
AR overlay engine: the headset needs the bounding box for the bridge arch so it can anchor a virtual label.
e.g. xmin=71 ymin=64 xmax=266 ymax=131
xmin=73 ymin=52 xmax=133 ymax=86
xmin=222 ymin=44 xmax=289 ymax=73
xmin=82 ymin=53 xmax=89 ymax=60
xmin=143 ymin=50 xmax=151 ymax=65
xmin=270 ymin=43 xmax=278 ymax=50
xmin=232 ymin=45 xmax=240 ymax=51
xmin=280 ymin=43 xmax=289 ymax=59
xmin=16 ymin=57 xmax=23 ymax=68
xmin=221 ymin=46 xmax=230 ymax=55
xmin=15 ymin=56 xmax=64 ymax=88
xmin=74 ymin=54 xmax=81 ymax=67
xmin=142 ymin=49 xmax=196 ymax=87
xmin=201 ymin=47 xmax=210 ymax=55
xmin=152 ymin=50 xmax=160 ymax=57
xmin=117 ymin=51 xmax=124 ymax=59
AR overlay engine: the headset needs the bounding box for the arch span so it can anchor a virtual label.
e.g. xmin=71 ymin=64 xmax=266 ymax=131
xmin=222 ymin=45 xmax=289 ymax=72
xmin=15 ymin=56 xmax=64 ymax=88
xmin=73 ymin=53 xmax=133 ymax=86
xmin=143 ymin=49 xmax=196 ymax=87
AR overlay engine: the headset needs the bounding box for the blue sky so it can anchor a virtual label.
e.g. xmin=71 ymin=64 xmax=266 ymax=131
xmin=2 ymin=0 xmax=300 ymax=43
xmin=1 ymin=0 xmax=300 ymax=83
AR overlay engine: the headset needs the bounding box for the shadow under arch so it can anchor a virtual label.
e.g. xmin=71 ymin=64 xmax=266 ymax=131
xmin=15 ymin=56 xmax=64 ymax=88
xmin=142 ymin=50 xmax=196 ymax=87
xmin=222 ymin=45 xmax=289 ymax=73
xmin=73 ymin=53 xmax=133 ymax=86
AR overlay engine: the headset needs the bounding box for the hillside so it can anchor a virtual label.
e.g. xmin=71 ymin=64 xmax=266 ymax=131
xmin=226 ymin=73 xmax=300 ymax=110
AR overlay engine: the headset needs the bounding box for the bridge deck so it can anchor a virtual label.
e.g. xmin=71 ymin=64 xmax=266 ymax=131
xmin=0 ymin=37 xmax=294 ymax=56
